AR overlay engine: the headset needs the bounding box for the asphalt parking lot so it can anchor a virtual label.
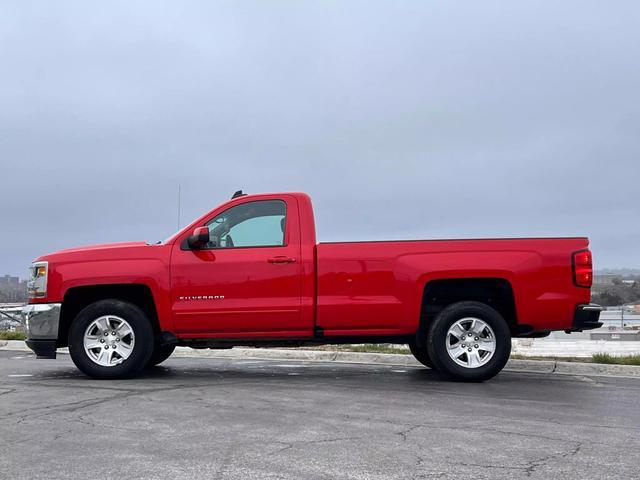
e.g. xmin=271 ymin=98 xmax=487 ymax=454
xmin=1 ymin=351 xmax=640 ymax=480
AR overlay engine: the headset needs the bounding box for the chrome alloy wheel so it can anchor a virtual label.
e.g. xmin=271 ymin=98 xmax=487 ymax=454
xmin=445 ymin=317 xmax=496 ymax=368
xmin=83 ymin=315 xmax=135 ymax=367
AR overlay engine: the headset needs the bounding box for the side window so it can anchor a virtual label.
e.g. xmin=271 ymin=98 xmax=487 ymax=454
xmin=205 ymin=200 xmax=286 ymax=248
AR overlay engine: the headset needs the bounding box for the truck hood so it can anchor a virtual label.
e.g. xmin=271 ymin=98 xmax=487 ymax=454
xmin=30 ymin=241 xmax=173 ymax=303
xmin=35 ymin=241 xmax=160 ymax=263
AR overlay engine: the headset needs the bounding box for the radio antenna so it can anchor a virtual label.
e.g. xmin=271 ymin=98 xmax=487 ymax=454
xmin=177 ymin=184 xmax=181 ymax=230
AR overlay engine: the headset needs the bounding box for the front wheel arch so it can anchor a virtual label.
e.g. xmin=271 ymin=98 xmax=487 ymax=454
xmin=68 ymin=299 xmax=155 ymax=379
xmin=59 ymin=284 xmax=160 ymax=348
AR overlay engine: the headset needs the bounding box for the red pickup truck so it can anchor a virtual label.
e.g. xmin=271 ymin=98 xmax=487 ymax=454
xmin=22 ymin=191 xmax=602 ymax=381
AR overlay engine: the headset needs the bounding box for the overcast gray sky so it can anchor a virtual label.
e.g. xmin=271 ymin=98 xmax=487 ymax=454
xmin=1 ymin=1 xmax=639 ymax=277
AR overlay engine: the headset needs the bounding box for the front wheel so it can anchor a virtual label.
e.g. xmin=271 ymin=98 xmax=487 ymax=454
xmin=68 ymin=299 xmax=154 ymax=379
xmin=426 ymin=301 xmax=511 ymax=382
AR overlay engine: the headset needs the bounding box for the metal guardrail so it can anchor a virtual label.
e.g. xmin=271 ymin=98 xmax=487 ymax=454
xmin=0 ymin=303 xmax=24 ymax=330
xmin=601 ymin=305 xmax=640 ymax=328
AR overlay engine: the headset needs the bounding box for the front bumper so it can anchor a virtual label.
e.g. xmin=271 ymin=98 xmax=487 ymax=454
xmin=570 ymin=303 xmax=604 ymax=332
xmin=21 ymin=303 xmax=61 ymax=359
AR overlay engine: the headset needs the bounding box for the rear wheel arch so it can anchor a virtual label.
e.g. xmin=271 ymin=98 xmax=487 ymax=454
xmin=59 ymin=284 xmax=160 ymax=347
xmin=415 ymin=277 xmax=518 ymax=345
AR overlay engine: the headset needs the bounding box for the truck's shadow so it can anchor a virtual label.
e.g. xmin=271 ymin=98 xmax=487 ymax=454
xmin=130 ymin=361 xmax=460 ymax=386
xmin=36 ymin=360 xmax=450 ymax=384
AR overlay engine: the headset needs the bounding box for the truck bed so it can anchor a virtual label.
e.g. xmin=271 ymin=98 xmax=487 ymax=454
xmin=316 ymin=237 xmax=591 ymax=335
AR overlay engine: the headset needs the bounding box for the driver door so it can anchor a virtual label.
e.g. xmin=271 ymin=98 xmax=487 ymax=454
xmin=170 ymin=196 xmax=307 ymax=337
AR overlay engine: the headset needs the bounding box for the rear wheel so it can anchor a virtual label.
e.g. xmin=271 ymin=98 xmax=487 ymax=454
xmin=147 ymin=343 xmax=176 ymax=367
xmin=426 ymin=301 xmax=511 ymax=382
xmin=68 ymin=299 xmax=154 ymax=379
xmin=408 ymin=342 xmax=434 ymax=368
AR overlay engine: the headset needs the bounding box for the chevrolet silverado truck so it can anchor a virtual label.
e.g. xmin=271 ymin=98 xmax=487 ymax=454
xmin=21 ymin=191 xmax=603 ymax=381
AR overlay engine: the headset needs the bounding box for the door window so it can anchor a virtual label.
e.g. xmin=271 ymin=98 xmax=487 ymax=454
xmin=205 ymin=200 xmax=286 ymax=248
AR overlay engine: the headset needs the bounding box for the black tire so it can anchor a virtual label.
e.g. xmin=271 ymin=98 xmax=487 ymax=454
xmin=147 ymin=343 xmax=176 ymax=367
xmin=68 ymin=299 xmax=154 ymax=380
xmin=426 ymin=301 xmax=511 ymax=382
xmin=408 ymin=342 xmax=434 ymax=369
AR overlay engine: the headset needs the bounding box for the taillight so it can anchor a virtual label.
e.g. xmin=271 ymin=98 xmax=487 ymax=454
xmin=572 ymin=249 xmax=593 ymax=288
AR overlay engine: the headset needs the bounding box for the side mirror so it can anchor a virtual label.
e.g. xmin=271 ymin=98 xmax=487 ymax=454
xmin=187 ymin=227 xmax=210 ymax=249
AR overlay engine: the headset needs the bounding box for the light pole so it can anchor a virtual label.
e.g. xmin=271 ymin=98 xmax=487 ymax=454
xmin=619 ymin=302 xmax=637 ymax=329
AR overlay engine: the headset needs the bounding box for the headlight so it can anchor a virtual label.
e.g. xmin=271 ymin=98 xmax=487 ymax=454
xmin=28 ymin=261 xmax=48 ymax=298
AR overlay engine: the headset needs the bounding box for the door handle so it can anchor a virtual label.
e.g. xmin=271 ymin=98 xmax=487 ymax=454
xmin=267 ymin=256 xmax=297 ymax=264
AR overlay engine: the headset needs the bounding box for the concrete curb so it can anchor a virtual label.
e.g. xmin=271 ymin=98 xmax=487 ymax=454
xmin=506 ymin=359 xmax=556 ymax=374
xmin=552 ymin=361 xmax=640 ymax=377
xmin=1 ymin=341 xmax=28 ymax=351
xmin=2 ymin=340 xmax=640 ymax=377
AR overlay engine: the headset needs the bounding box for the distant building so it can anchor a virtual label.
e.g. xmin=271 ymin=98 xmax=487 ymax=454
xmin=594 ymin=274 xmax=638 ymax=286
xmin=0 ymin=275 xmax=19 ymax=287
xmin=0 ymin=276 xmax=25 ymax=302
xmin=593 ymin=274 xmax=618 ymax=285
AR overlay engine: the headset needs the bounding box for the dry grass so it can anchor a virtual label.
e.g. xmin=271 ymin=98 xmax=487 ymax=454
xmin=0 ymin=331 xmax=26 ymax=340
xmin=591 ymin=352 xmax=640 ymax=365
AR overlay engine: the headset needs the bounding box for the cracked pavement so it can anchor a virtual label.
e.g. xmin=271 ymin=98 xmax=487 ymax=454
xmin=1 ymin=351 xmax=639 ymax=479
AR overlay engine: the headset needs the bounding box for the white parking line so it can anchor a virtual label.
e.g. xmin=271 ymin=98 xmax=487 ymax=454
xmin=8 ymin=374 xmax=33 ymax=377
